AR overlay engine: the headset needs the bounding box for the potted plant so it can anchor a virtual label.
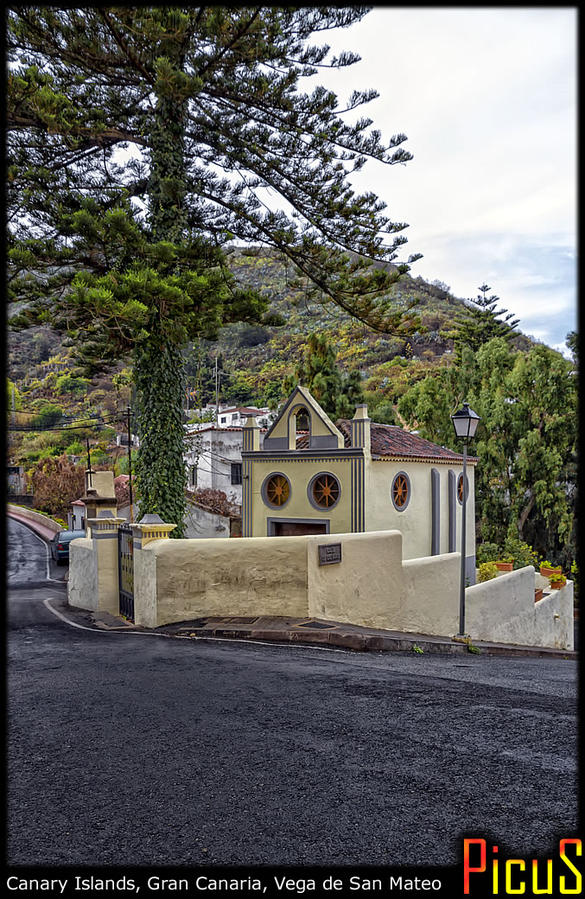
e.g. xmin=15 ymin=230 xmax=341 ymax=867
xmin=495 ymin=555 xmax=514 ymax=572
xmin=549 ymin=572 xmax=567 ymax=590
xmin=540 ymin=560 xmax=562 ymax=578
xmin=534 ymin=587 xmax=544 ymax=602
xmin=502 ymin=537 xmax=539 ymax=570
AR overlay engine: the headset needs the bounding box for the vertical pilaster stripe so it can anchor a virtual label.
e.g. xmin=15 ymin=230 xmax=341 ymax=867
xmin=431 ymin=468 xmax=440 ymax=555
xmin=448 ymin=469 xmax=456 ymax=553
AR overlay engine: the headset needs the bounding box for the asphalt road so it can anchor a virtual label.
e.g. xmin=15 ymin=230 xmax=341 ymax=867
xmin=6 ymin=517 xmax=579 ymax=868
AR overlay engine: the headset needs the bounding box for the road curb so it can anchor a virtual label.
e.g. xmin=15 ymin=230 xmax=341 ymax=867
xmin=157 ymin=621 xmax=578 ymax=659
xmin=45 ymin=601 xmax=578 ymax=661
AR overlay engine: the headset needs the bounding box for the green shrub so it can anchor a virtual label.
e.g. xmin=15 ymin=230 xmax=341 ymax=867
xmin=478 ymin=562 xmax=499 ymax=582
xmin=503 ymin=537 xmax=539 ymax=570
xmin=55 ymin=373 xmax=90 ymax=395
xmin=476 ymin=542 xmax=501 ymax=565
xmin=65 ymin=440 xmax=84 ymax=456
xmin=32 ymin=403 xmax=64 ymax=428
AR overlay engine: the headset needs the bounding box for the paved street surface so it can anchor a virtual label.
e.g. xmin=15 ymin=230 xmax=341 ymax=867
xmin=6 ymin=517 xmax=579 ymax=867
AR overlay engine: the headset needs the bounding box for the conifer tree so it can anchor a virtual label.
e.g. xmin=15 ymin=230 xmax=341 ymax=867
xmin=7 ymin=8 xmax=421 ymax=532
xmin=287 ymin=332 xmax=364 ymax=419
xmin=448 ymin=284 xmax=520 ymax=364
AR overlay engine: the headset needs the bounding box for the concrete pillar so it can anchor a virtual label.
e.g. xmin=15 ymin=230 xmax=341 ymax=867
xmin=130 ymin=514 xmax=177 ymax=627
xmin=70 ymin=515 xmax=126 ymax=613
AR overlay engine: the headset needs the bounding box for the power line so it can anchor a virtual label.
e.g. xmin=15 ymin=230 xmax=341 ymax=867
xmin=7 ymin=411 xmax=129 ymax=432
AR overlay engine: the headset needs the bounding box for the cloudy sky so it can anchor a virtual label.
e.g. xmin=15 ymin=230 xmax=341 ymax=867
xmin=314 ymin=7 xmax=577 ymax=356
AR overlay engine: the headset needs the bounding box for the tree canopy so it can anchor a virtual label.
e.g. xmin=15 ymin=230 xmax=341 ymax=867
xmin=7 ymin=7 xmax=422 ymax=532
xmin=285 ymin=331 xmax=364 ymax=420
xmin=446 ymin=284 xmax=520 ymax=364
xmin=7 ymin=7 xmax=421 ymax=332
xmin=398 ymin=338 xmax=576 ymax=566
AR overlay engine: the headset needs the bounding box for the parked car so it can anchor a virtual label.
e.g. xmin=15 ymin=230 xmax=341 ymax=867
xmin=50 ymin=529 xmax=86 ymax=564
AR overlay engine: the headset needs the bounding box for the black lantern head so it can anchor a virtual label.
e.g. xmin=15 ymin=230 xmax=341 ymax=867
xmin=451 ymin=402 xmax=481 ymax=440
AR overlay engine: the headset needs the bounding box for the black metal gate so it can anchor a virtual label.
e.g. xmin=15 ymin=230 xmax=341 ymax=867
xmin=118 ymin=523 xmax=134 ymax=621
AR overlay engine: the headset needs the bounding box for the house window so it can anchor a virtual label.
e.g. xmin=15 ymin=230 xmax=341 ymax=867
xmin=262 ymin=473 xmax=291 ymax=508
xmin=190 ymin=464 xmax=198 ymax=488
xmin=391 ymin=471 xmax=411 ymax=511
xmin=231 ymin=462 xmax=242 ymax=485
xmin=308 ymin=472 xmax=341 ymax=510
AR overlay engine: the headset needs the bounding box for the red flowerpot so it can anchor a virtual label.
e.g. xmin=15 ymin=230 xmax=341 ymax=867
xmin=534 ymin=588 xmax=544 ymax=602
xmin=495 ymin=561 xmax=513 ymax=572
xmin=540 ymin=565 xmax=561 ymax=578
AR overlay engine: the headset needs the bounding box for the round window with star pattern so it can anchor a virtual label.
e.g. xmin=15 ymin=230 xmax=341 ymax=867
xmin=308 ymin=472 xmax=341 ymax=510
xmin=262 ymin=473 xmax=291 ymax=508
xmin=457 ymin=473 xmax=469 ymax=504
xmin=391 ymin=471 xmax=411 ymax=511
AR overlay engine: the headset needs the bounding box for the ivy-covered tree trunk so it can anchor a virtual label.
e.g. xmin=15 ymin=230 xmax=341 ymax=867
xmin=134 ymin=340 xmax=186 ymax=533
xmin=135 ymin=35 xmax=189 ymax=533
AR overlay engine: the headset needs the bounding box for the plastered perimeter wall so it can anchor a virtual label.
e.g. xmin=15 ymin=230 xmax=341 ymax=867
xmin=307 ymin=531 xmax=404 ymax=629
xmin=466 ymin=567 xmax=574 ymax=650
xmin=401 ymin=553 xmax=461 ymax=637
xmin=68 ymin=538 xmax=98 ymax=610
xmin=141 ymin=535 xmax=310 ymax=628
xmin=129 ymin=530 xmax=572 ymax=649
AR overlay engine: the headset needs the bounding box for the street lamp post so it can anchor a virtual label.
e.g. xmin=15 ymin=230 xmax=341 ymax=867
xmin=451 ymin=402 xmax=481 ymax=639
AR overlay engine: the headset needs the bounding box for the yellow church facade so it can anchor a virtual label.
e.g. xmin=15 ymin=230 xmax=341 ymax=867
xmin=241 ymin=386 xmax=478 ymax=580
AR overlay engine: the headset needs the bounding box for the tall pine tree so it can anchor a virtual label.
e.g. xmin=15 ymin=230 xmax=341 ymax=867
xmin=447 ymin=284 xmax=520 ymax=364
xmin=7 ymin=8 xmax=421 ymax=532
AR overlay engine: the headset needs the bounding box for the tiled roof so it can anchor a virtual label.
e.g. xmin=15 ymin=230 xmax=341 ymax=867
xmin=219 ymin=406 xmax=267 ymax=415
xmin=297 ymin=420 xmax=477 ymax=463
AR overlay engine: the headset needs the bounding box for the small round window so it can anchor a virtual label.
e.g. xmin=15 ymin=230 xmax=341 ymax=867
xmin=457 ymin=473 xmax=469 ymax=504
xmin=309 ymin=472 xmax=341 ymax=509
xmin=391 ymin=471 xmax=411 ymax=511
xmin=262 ymin=473 xmax=291 ymax=508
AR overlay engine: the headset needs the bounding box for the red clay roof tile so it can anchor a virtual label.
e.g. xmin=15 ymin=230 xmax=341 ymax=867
xmin=297 ymin=419 xmax=477 ymax=463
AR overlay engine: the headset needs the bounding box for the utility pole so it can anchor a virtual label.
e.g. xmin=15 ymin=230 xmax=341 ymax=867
xmin=215 ymin=355 xmax=219 ymax=420
xmin=126 ymin=405 xmax=134 ymax=521
xmin=85 ymin=438 xmax=93 ymax=489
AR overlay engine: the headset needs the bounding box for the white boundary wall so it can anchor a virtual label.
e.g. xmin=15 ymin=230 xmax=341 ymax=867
xmin=125 ymin=530 xmax=573 ymax=649
xmin=466 ymin=567 xmax=573 ymax=650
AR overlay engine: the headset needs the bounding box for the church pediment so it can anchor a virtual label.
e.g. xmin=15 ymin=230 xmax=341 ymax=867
xmin=262 ymin=385 xmax=345 ymax=451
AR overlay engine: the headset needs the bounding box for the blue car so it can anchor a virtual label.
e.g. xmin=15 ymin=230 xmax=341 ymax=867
xmin=50 ymin=529 xmax=85 ymax=564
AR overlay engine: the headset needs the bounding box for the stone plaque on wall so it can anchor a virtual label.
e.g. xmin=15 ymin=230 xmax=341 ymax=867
xmin=318 ymin=543 xmax=342 ymax=565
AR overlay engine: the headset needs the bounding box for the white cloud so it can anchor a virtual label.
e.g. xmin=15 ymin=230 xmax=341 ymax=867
xmin=317 ymin=8 xmax=576 ymax=351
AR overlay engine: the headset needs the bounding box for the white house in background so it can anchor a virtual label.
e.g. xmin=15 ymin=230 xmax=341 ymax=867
xmin=115 ymin=432 xmax=140 ymax=448
xmin=69 ymin=499 xmax=86 ymax=531
xmin=184 ymin=425 xmax=266 ymax=506
xmin=184 ymin=495 xmax=242 ymax=539
xmin=216 ymin=405 xmax=274 ymax=427
xmin=187 ymin=403 xmax=276 ymax=428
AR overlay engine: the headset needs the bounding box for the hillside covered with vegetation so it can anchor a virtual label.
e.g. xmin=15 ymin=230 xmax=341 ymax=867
xmin=7 ymin=248 xmax=576 ymax=572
